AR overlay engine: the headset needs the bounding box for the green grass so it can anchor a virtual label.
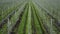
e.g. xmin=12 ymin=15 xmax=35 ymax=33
xmin=0 ymin=0 xmax=60 ymax=34
xmin=25 ymin=2 xmax=32 ymax=34
xmin=18 ymin=3 xmax=28 ymax=34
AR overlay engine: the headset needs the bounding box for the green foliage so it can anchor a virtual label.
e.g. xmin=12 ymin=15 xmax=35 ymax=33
xmin=0 ymin=0 xmax=60 ymax=34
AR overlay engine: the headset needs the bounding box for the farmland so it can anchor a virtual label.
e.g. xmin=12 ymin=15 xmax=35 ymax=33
xmin=0 ymin=0 xmax=60 ymax=34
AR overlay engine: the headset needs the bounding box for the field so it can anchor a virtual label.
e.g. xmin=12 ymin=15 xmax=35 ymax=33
xmin=0 ymin=0 xmax=60 ymax=34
